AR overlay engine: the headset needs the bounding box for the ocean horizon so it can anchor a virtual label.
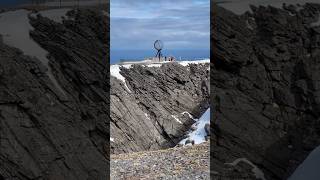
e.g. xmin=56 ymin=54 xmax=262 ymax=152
xmin=110 ymin=49 xmax=210 ymax=64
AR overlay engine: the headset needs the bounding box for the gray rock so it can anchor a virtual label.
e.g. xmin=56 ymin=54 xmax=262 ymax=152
xmin=212 ymin=3 xmax=320 ymax=180
xmin=0 ymin=7 xmax=109 ymax=180
xmin=110 ymin=62 xmax=210 ymax=154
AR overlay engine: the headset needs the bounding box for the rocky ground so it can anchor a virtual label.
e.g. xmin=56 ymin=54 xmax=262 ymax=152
xmin=212 ymin=2 xmax=320 ymax=180
xmin=111 ymin=142 xmax=210 ymax=180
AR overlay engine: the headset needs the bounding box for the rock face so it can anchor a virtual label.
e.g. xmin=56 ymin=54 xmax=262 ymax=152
xmin=0 ymin=7 xmax=109 ymax=180
xmin=0 ymin=5 xmax=210 ymax=179
xmin=110 ymin=63 xmax=210 ymax=154
xmin=212 ymin=3 xmax=320 ymax=180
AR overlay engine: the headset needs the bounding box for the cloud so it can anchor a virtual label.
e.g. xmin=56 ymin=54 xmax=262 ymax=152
xmin=111 ymin=0 xmax=210 ymax=50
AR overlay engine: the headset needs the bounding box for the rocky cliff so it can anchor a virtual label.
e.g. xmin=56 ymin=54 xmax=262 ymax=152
xmin=0 ymin=7 xmax=109 ymax=180
xmin=110 ymin=62 xmax=210 ymax=154
xmin=0 ymin=5 xmax=211 ymax=179
xmin=212 ymin=3 xmax=320 ymax=180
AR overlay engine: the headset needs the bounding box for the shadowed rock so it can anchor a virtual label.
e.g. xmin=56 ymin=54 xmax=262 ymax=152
xmin=0 ymin=7 xmax=109 ymax=180
xmin=211 ymin=3 xmax=320 ymax=180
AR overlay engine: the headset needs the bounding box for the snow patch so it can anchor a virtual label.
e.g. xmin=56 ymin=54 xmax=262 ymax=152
xmin=35 ymin=8 xmax=71 ymax=23
xmin=110 ymin=65 xmax=128 ymax=83
xmin=225 ymin=158 xmax=266 ymax=180
xmin=110 ymin=137 xmax=114 ymax=142
xmin=171 ymin=115 xmax=182 ymax=124
xmin=179 ymin=108 xmax=210 ymax=145
xmin=178 ymin=59 xmax=210 ymax=66
xmin=115 ymin=59 xmax=209 ymax=68
xmin=146 ymin=64 xmax=162 ymax=67
xmin=110 ymin=64 xmax=132 ymax=92
xmin=0 ymin=10 xmax=65 ymax=95
xmin=181 ymin=111 xmax=195 ymax=120
xmin=289 ymin=145 xmax=320 ymax=180
xmin=144 ymin=113 xmax=150 ymax=120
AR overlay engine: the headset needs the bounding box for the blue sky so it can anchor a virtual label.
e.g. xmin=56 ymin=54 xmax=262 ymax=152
xmin=111 ymin=0 xmax=210 ymax=50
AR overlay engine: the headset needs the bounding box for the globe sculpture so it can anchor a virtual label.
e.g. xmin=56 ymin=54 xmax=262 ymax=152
xmin=154 ymin=40 xmax=163 ymax=61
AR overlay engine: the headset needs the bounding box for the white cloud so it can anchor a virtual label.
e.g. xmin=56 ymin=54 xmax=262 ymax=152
xmin=110 ymin=0 xmax=209 ymax=50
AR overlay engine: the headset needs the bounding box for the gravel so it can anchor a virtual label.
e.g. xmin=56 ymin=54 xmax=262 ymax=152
xmin=111 ymin=142 xmax=210 ymax=180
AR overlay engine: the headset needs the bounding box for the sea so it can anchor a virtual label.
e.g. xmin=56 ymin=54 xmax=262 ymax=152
xmin=111 ymin=49 xmax=210 ymax=64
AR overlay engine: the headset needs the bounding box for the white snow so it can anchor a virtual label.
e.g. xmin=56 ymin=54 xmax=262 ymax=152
xmin=288 ymin=145 xmax=320 ymax=180
xmin=119 ymin=59 xmax=153 ymax=65
xmin=0 ymin=10 xmax=65 ymax=95
xmin=116 ymin=59 xmax=210 ymax=67
xmin=0 ymin=10 xmax=45 ymax=62
xmin=35 ymin=8 xmax=71 ymax=23
xmin=146 ymin=59 xmax=210 ymax=67
xmin=225 ymin=158 xmax=266 ymax=180
xmin=181 ymin=111 xmax=195 ymax=120
xmin=144 ymin=113 xmax=150 ymax=120
xmin=146 ymin=64 xmax=162 ymax=67
xmin=178 ymin=59 xmax=210 ymax=66
xmin=110 ymin=137 xmax=114 ymax=142
xmin=110 ymin=64 xmax=132 ymax=92
xmin=171 ymin=115 xmax=183 ymax=124
xmin=110 ymin=65 xmax=128 ymax=83
xmin=179 ymin=108 xmax=210 ymax=145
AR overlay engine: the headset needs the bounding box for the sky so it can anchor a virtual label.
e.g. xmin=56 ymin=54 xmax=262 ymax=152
xmin=110 ymin=0 xmax=210 ymax=50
